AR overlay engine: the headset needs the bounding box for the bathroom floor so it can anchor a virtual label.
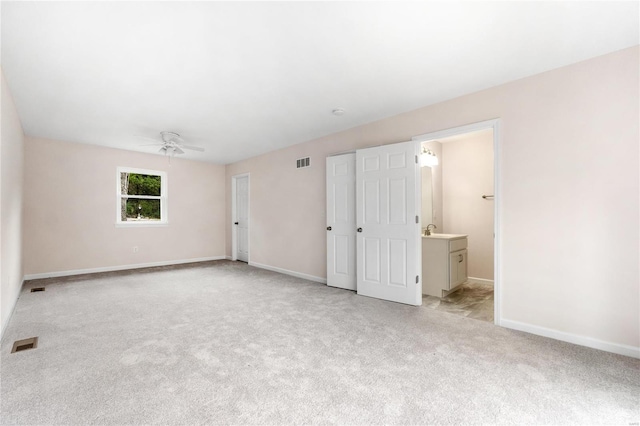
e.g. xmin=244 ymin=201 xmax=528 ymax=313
xmin=422 ymin=282 xmax=494 ymax=322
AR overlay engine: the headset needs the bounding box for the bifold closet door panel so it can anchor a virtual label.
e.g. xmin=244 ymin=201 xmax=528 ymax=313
xmin=326 ymin=153 xmax=357 ymax=290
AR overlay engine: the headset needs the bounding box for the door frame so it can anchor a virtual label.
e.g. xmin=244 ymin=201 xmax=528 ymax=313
xmin=231 ymin=173 xmax=250 ymax=262
xmin=412 ymin=118 xmax=502 ymax=325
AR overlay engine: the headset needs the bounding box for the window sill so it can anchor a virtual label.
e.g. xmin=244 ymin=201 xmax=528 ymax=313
xmin=115 ymin=221 xmax=169 ymax=228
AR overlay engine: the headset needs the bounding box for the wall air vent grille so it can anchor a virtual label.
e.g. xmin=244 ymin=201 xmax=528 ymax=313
xmin=296 ymin=157 xmax=310 ymax=169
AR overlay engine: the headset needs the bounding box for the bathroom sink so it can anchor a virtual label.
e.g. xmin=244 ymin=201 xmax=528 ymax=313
xmin=423 ymin=233 xmax=467 ymax=239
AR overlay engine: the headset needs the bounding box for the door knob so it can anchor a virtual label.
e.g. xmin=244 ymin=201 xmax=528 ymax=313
xmin=326 ymin=226 xmax=332 ymax=231
xmin=234 ymin=222 xmax=239 ymax=225
xmin=357 ymin=227 xmax=363 ymax=232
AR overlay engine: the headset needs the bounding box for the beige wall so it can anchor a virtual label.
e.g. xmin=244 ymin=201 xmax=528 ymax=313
xmin=442 ymin=131 xmax=494 ymax=280
xmin=226 ymin=46 xmax=639 ymax=351
xmin=1 ymin=69 xmax=25 ymax=335
xmin=23 ymin=138 xmax=226 ymax=275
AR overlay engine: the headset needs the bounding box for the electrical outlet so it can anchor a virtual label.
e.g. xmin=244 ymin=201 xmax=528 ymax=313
xmin=133 ymin=246 xmax=139 ymax=253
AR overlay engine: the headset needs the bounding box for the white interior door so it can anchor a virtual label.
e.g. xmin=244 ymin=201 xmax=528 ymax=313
xmin=356 ymin=141 xmax=422 ymax=305
xmin=234 ymin=175 xmax=249 ymax=262
xmin=326 ymin=153 xmax=356 ymax=290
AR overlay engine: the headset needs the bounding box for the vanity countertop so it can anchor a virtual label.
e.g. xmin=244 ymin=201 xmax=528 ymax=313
xmin=422 ymin=233 xmax=468 ymax=240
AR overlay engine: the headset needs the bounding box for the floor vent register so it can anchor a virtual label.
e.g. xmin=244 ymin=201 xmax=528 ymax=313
xmin=11 ymin=337 xmax=38 ymax=353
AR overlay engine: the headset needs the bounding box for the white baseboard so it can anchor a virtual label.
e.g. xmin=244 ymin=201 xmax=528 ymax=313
xmin=0 ymin=278 xmax=24 ymax=343
xmin=468 ymin=277 xmax=494 ymax=286
xmin=500 ymin=318 xmax=639 ymax=359
xmin=248 ymin=261 xmax=327 ymax=284
xmin=23 ymin=256 xmax=227 ymax=281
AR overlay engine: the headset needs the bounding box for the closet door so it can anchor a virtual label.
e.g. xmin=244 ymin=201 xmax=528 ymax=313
xmin=326 ymin=153 xmax=357 ymax=290
xmin=356 ymin=141 xmax=422 ymax=305
xmin=235 ymin=175 xmax=250 ymax=262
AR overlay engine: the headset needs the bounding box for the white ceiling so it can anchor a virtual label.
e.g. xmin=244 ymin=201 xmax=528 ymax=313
xmin=2 ymin=2 xmax=638 ymax=164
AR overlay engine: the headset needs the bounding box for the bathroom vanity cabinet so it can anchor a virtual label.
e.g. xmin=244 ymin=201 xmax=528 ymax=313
xmin=422 ymin=234 xmax=468 ymax=297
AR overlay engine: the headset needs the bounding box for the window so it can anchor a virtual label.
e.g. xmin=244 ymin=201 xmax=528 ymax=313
xmin=117 ymin=167 xmax=167 ymax=225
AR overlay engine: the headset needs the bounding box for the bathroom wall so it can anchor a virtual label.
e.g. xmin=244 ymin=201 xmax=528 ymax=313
xmin=441 ymin=130 xmax=494 ymax=281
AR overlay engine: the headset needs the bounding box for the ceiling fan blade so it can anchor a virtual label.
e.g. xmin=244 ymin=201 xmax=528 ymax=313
xmin=158 ymin=147 xmax=167 ymax=154
xmin=135 ymin=134 xmax=161 ymax=143
xmin=180 ymin=144 xmax=205 ymax=152
xmin=139 ymin=143 xmax=163 ymax=146
xmin=173 ymin=146 xmax=185 ymax=155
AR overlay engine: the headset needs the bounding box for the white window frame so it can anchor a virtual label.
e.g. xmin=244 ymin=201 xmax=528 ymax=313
xmin=116 ymin=167 xmax=168 ymax=227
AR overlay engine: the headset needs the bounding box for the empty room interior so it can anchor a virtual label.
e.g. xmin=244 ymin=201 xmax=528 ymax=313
xmin=1 ymin=2 xmax=639 ymax=424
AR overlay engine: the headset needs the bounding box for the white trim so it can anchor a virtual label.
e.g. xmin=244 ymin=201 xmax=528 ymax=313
xmin=116 ymin=167 xmax=168 ymax=226
xmin=327 ymin=150 xmax=356 ymax=157
xmin=501 ymin=319 xmax=640 ymax=359
xmin=414 ymin=140 xmax=424 ymax=306
xmin=115 ymin=222 xmax=168 ymax=228
xmin=412 ymin=118 xmax=502 ymax=326
xmin=249 ymin=261 xmax=327 ymax=284
xmin=231 ymin=173 xmax=250 ymax=262
xmin=0 ymin=278 xmax=24 ymax=342
xmin=493 ymin=120 xmax=502 ymax=326
xmin=23 ymin=256 xmax=226 ymax=281
xmin=117 ymin=166 xmax=166 ymax=176
xmin=467 ymin=277 xmax=494 ymax=286
xmin=412 ymin=119 xmax=500 ymax=142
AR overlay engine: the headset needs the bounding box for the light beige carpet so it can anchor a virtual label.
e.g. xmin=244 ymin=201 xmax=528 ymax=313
xmin=1 ymin=260 xmax=638 ymax=424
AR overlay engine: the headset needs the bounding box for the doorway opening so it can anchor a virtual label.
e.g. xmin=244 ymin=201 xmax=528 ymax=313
xmin=231 ymin=173 xmax=250 ymax=263
xmin=413 ymin=119 xmax=501 ymax=325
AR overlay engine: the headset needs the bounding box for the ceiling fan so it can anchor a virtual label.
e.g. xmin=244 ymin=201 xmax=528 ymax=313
xmin=138 ymin=131 xmax=205 ymax=156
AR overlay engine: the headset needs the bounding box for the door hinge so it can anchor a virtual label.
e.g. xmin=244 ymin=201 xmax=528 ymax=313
xmin=416 ymin=275 xmax=419 ymax=284
xmin=416 ymin=215 xmax=419 ymax=224
xmin=415 ymin=155 xmax=418 ymax=164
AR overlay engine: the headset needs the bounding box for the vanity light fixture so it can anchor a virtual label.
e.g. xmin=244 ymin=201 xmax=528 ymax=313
xmin=420 ymin=147 xmax=439 ymax=167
